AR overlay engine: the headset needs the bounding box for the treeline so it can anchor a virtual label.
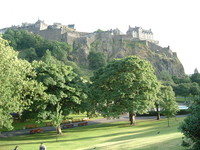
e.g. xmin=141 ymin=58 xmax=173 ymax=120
xmin=3 ymin=29 xmax=106 ymax=72
xmin=158 ymin=70 xmax=200 ymax=100
xmin=0 ymin=36 xmax=180 ymax=133
xmin=3 ymin=29 xmax=72 ymax=62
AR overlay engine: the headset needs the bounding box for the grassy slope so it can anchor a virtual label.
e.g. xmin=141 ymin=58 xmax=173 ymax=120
xmin=0 ymin=117 xmax=186 ymax=150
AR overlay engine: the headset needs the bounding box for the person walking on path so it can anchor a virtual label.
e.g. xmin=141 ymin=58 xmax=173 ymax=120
xmin=39 ymin=143 xmax=46 ymax=150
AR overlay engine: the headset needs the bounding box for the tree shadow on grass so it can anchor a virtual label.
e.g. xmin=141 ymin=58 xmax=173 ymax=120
xmin=0 ymin=118 xmax=183 ymax=149
xmin=83 ymin=136 xmax=184 ymax=150
xmin=0 ymin=127 xmax=157 ymax=147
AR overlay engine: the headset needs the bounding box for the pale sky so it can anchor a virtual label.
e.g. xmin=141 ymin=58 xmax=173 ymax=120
xmin=1 ymin=0 xmax=199 ymax=74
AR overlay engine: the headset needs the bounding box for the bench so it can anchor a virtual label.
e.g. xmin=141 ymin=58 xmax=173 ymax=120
xmin=72 ymin=119 xmax=81 ymax=123
xmin=82 ymin=118 xmax=89 ymax=121
xmin=30 ymin=128 xmax=43 ymax=134
xmin=25 ymin=124 xmax=37 ymax=129
xmin=78 ymin=122 xmax=88 ymax=127
xmin=62 ymin=124 xmax=74 ymax=129
xmin=45 ymin=122 xmax=53 ymax=126
xmin=61 ymin=120 xmax=71 ymax=125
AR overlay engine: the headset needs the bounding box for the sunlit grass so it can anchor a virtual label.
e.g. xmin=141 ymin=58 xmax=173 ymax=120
xmin=0 ymin=117 xmax=186 ymax=150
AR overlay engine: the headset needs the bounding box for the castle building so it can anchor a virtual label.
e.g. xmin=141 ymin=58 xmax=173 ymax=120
xmin=126 ymin=26 xmax=158 ymax=44
xmin=0 ymin=20 xmax=159 ymax=45
xmin=34 ymin=20 xmax=48 ymax=30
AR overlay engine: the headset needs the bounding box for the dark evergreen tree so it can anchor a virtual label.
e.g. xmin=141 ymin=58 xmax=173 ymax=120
xmin=88 ymin=51 xmax=106 ymax=70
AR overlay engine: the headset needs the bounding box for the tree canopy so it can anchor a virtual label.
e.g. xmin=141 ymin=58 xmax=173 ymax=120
xmin=31 ymin=59 xmax=87 ymax=134
xmin=0 ymin=37 xmax=45 ymax=129
xmin=90 ymin=56 xmax=159 ymax=125
xmin=3 ymin=29 xmax=72 ymax=62
xmin=160 ymin=86 xmax=179 ymax=126
xmin=190 ymin=72 xmax=200 ymax=86
xmin=88 ymin=51 xmax=106 ymax=70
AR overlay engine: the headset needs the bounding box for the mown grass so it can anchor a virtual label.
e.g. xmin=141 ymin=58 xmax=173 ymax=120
xmin=0 ymin=117 xmax=186 ymax=150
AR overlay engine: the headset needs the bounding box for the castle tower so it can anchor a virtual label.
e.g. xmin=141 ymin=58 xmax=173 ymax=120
xmin=34 ymin=19 xmax=48 ymax=30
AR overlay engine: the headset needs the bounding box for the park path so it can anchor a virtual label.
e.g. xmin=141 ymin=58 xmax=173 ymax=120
xmin=0 ymin=114 xmax=185 ymax=138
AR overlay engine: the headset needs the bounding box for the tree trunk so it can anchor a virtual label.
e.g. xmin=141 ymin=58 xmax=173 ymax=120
xmin=167 ymin=117 xmax=170 ymax=127
xmin=129 ymin=111 xmax=136 ymax=125
xmin=129 ymin=113 xmax=131 ymax=121
xmin=56 ymin=125 xmax=62 ymax=135
xmin=17 ymin=112 xmax=21 ymax=120
xmin=155 ymin=103 xmax=160 ymax=120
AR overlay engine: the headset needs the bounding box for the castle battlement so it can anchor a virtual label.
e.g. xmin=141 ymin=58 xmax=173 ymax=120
xmin=0 ymin=20 xmax=159 ymax=45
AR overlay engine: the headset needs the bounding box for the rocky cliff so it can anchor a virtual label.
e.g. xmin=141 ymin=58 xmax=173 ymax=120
xmin=72 ymin=34 xmax=185 ymax=77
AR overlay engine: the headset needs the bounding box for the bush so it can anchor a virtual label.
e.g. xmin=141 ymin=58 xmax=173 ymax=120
xmin=179 ymin=101 xmax=200 ymax=150
xmin=137 ymin=109 xmax=190 ymax=117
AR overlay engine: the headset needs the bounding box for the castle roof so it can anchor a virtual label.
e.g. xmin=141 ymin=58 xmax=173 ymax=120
xmin=128 ymin=26 xmax=153 ymax=34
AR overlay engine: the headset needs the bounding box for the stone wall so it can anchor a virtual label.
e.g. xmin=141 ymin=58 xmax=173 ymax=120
xmin=38 ymin=29 xmax=62 ymax=42
xmin=147 ymin=42 xmax=174 ymax=57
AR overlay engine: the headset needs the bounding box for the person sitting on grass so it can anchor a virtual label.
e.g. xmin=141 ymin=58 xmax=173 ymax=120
xmin=39 ymin=143 xmax=46 ymax=150
xmin=14 ymin=146 xmax=19 ymax=150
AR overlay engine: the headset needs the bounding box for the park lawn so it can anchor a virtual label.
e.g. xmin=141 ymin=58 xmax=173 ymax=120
xmin=0 ymin=117 xmax=186 ymax=150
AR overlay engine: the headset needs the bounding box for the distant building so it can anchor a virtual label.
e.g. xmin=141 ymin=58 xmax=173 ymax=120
xmin=126 ymin=26 xmax=158 ymax=44
xmin=0 ymin=20 xmax=159 ymax=45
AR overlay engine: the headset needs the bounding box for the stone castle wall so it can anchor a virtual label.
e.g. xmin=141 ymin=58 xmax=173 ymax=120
xmin=38 ymin=29 xmax=62 ymax=42
xmin=0 ymin=20 xmax=160 ymax=48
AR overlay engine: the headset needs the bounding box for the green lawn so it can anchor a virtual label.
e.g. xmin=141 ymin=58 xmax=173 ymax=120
xmin=0 ymin=117 xmax=186 ymax=150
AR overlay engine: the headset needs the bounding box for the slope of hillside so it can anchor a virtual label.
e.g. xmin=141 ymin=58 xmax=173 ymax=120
xmin=73 ymin=36 xmax=185 ymax=77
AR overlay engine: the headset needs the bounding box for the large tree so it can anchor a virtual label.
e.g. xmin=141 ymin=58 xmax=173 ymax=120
xmin=31 ymin=58 xmax=87 ymax=134
xmin=0 ymin=37 xmax=45 ymax=129
xmin=90 ymin=56 xmax=159 ymax=125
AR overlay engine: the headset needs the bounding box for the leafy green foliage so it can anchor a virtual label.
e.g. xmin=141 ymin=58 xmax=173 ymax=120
xmin=179 ymin=99 xmax=200 ymax=149
xmin=173 ymin=83 xmax=191 ymax=97
xmin=2 ymin=29 xmax=72 ymax=62
xmin=159 ymin=86 xmax=179 ymax=126
xmin=157 ymin=71 xmax=173 ymax=82
xmin=0 ymin=37 xmax=45 ymax=129
xmin=172 ymin=75 xmax=191 ymax=84
xmin=90 ymin=56 xmax=159 ymax=124
xmin=31 ymin=59 xmax=87 ymax=134
xmin=94 ymin=29 xmax=104 ymax=33
xmin=190 ymin=72 xmax=200 ymax=86
xmin=18 ymin=47 xmax=38 ymax=62
xmin=88 ymin=51 xmax=106 ymax=70
xmin=189 ymin=82 xmax=200 ymax=97
xmin=51 ymin=104 xmax=64 ymax=135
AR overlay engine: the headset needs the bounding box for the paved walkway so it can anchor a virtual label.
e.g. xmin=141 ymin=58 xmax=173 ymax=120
xmin=0 ymin=114 xmax=186 ymax=138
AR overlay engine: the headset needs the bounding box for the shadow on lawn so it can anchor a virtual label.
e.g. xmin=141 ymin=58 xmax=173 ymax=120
xmin=0 ymin=118 xmax=183 ymax=148
xmin=0 ymin=125 xmax=159 ymax=147
xmin=83 ymin=136 xmax=184 ymax=150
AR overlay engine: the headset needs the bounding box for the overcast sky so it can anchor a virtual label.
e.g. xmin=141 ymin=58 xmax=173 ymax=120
xmin=1 ymin=0 xmax=199 ymax=74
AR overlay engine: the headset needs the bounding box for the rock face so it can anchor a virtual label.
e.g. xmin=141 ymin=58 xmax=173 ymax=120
xmin=72 ymin=34 xmax=185 ymax=77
